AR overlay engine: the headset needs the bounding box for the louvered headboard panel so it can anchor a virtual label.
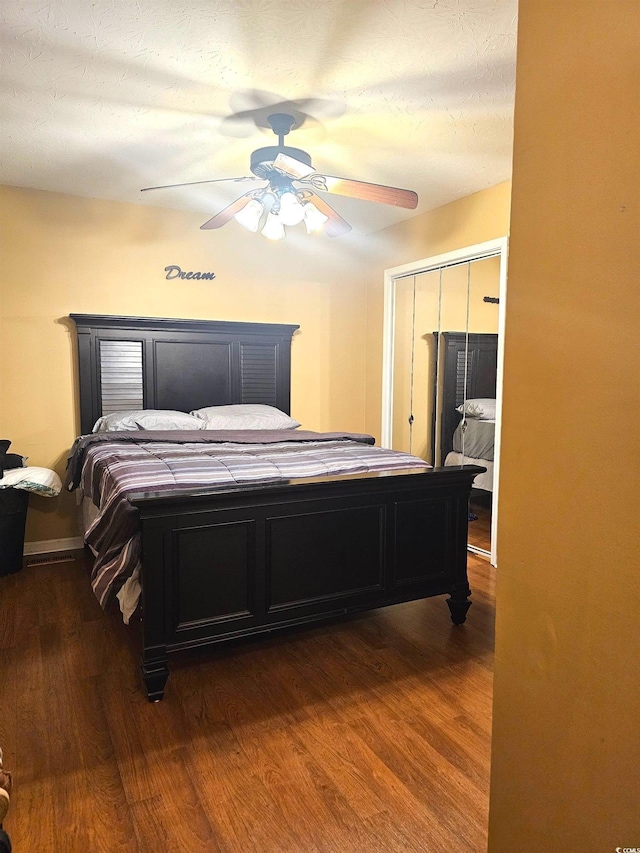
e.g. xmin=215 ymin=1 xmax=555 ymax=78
xmin=70 ymin=315 xmax=299 ymax=435
xmin=99 ymin=339 xmax=145 ymax=415
xmin=240 ymin=343 xmax=278 ymax=405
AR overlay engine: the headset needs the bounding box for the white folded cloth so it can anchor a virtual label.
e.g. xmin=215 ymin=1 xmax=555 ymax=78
xmin=0 ymin=466 xmax=62 ymax=497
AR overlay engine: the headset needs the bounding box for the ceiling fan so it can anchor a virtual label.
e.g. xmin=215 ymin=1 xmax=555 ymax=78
xmin=141 ymin=113 xmax=418 ymax=240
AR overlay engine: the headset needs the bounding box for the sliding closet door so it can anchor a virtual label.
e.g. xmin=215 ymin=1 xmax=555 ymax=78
xmin=388 ymin=250 xmax=503 ymax=558
xmin=439 ymin=257 xmax=500 ymax=555
xmin=391 ymin=271 xmax=440 ymax=461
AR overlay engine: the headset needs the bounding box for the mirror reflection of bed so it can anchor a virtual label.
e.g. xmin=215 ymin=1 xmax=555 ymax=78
xmin=390 ymin=253 xmax=501 ymax=558
xmin=437 ymin=332 xmax=498 ymax=555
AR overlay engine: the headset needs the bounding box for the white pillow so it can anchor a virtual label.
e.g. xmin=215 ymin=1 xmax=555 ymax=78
xmin=456 ymin=398 xmax=497 ymax=420
xmin=92 ymin=409 xmax=205 ymax=432
xmin=190 ymin=404 xmax=300 ymax=430
xmin=0 ymin=466 xmax=62 ymax=497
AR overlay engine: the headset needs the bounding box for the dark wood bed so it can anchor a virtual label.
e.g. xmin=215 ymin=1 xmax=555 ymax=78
xmin=70 ymin=314 xmax=483 ymax=701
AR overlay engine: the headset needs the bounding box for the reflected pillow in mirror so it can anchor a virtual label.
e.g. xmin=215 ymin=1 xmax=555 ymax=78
xmin=456 ymin=398 xmax=497 ymax=420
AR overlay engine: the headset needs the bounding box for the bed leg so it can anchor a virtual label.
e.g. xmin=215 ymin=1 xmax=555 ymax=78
xmin=141 ymin=646 xmax=169 ymax=702
xmin=447 ymin=593 xmax=472 ymax=625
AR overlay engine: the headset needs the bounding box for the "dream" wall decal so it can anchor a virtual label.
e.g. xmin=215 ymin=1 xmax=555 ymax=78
xmin=164 ymin=265 xmax=216 ymax=281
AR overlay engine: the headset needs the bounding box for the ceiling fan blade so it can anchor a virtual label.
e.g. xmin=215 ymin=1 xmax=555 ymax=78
xmin=141 ymin=176 xmax=258 ymax=192
xmin=200 ymin=192 xmax=257 ymax=230
xmin=273 ymin=152 xmax=316 ymax=180
xmin=303 ymin=191 xmax=352 ymax=237
xmin=307 ymin=175 xmax=418 ymax=209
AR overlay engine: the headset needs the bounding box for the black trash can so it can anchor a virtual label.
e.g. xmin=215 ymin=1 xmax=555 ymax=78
xmin=0 ymin=488 xmax=29 ymax=576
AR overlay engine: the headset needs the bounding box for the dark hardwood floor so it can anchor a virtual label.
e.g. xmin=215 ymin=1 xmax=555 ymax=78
xmin=468 ymin=495 xmax=492 ymax=553
xmin=0 ymin=542 xmax=495 ymax=852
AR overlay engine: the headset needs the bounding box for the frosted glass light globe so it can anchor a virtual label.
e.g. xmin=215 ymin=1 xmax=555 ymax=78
xmin=303 ymin=202 xmax=329 ymax=233
xmin=261 ymin=212 xmax=286 ymax=240
xmin=234 ymin=198 xmax=264 ymax=232
xmin=278 ymin=192 xmax=305 ymax=226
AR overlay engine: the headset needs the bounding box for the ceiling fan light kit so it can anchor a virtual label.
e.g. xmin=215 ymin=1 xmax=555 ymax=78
xmin=261 ymin=211 xmax=286 ymax=241
xmin=142 ymin=112 xmax=418 ymax=240
xmin=278 ymin=191 xmax=306 ymax=226
xmin=233 ymin=198 xmax=264 ymax=232
xmin=303 ymin=202 xmax=329 ymax=233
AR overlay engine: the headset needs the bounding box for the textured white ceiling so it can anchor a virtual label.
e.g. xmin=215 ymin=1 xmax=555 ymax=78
xmin=0 ymin=0 xmax=517 ymax=234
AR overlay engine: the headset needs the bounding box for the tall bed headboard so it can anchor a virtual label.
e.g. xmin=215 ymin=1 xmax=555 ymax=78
xmin=70 ymin=314 xmax=300 ymax=435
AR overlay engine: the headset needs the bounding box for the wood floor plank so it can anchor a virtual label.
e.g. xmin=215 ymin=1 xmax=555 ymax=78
xmin=288 ymin=636 xmax=489 ymax=846
xmin=0 ymin=646 xmax=18 ymax=773
xmin=322 ymin=641 xmax=492 ymax=793
xmin=178 ymin=666 xmax=319 ymax=853
xmin=8 ymin=625 xmax=60 ymax=848
xmin=129 ymin=792 xmax=220 ymax=853
xmin=290 ymin=715 xmax=423 ymax=822
xmin=187 ymin=735 xmax=312 ymax=853
xmin=364 ymin=808 xmax=448 ymax=853
xmin=0 ymin=547 xmax=495 ymax=852
xmin=234 ymin=727 xmax=351 ymax=853
xmin=468 ymin=498 xmax=492 ymax=552
xmin=40 ymin=621 xmax=138 ymax=851
xmin=349 ymin=713 xmax=486 ymax=849
xmin=0 ymin=568 xmax=39 ymax=651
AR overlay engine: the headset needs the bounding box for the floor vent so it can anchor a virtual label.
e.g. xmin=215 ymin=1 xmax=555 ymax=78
xmin=25 ymin=552 xmax=76 ymax=567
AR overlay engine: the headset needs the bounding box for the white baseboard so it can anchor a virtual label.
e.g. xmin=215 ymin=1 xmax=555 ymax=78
xmin=23 ymin=537 xmax=84 ymax=556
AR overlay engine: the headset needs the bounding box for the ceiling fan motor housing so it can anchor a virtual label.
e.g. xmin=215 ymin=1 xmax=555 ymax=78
xmin=250 ymin=146 xmax=312 ymax=179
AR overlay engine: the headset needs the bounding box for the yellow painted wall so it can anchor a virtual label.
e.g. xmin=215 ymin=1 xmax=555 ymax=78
xmin=489 ymin=1 xmax=640 ymax=849
xmin=0 ymin=185 xmax=369 ymax=543
xmin=363 ymin=181 xmax=511 ymax=440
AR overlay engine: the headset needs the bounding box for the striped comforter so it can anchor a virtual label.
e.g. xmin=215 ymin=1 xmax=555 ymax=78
xmin=66 ymin=430 xmax=430 ymax=609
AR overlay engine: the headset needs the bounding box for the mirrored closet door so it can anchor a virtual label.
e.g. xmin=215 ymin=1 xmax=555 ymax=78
xmin=383 ymin=241 xmax=506 ymax=562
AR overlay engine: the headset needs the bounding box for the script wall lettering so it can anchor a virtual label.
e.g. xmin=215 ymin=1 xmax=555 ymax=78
xmin=165 ymin=265 xmax=216 ymax=281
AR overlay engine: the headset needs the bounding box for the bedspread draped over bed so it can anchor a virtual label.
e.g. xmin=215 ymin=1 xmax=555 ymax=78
xmin=65 ymin=430 xmax=430 ymax=609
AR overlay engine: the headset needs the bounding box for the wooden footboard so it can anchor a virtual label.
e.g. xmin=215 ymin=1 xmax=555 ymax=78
xmin=131 ymin=465 xmax=483 ymax=701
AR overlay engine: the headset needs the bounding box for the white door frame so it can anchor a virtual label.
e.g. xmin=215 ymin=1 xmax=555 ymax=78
xmin=381 ymin=237 xmax=508 ymax=566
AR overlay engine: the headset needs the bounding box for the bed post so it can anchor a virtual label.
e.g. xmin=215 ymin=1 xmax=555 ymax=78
xmin=447 ymin=591 xmax=472 ymax=625
xmin=142 ymin=646 xmax=169 ymax=702
xmin=138 ymin=514 xmax=170 ymax=701
xmin=446 ymin=489 xmax=474 ymax=625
